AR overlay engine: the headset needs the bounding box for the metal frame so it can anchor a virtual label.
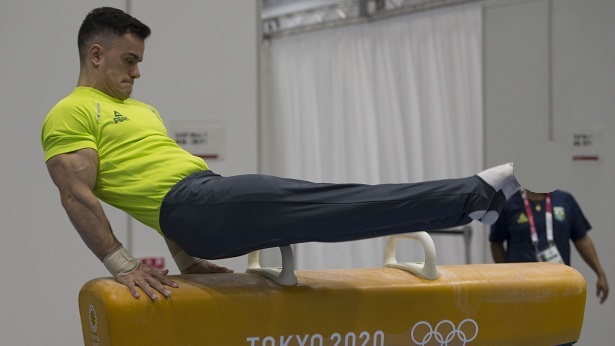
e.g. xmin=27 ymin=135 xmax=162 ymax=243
xmin=428 ymin=225 xmax=473 ymax=264
xmin=263 ymin=0 xmax=481 ymax=39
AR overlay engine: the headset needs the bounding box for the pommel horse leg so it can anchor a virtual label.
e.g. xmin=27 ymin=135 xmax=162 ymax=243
xmin=246 ymin=245 xmax=298 ymax=286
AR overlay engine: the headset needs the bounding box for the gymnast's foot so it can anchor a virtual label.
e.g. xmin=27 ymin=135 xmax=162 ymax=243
xmin=469 ymin=163 xmax=520 ymax=225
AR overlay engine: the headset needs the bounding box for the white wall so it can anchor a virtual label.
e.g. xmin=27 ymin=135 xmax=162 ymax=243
xmin=552 ymin=1 xmax=615 ymax=344
xmin=0 ymin=3 xmax=126 ymax=344
xmin=484 ymin=0 xmax=615 ymax=344
xmin=484 ymin=0 xmax=551 ymax=159
xmin=0 ymin=1 xmax=258 ymax=344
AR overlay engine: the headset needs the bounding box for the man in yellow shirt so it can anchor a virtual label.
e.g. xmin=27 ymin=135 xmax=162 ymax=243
xmin=42 ymin=7 xmax=519 ymax=300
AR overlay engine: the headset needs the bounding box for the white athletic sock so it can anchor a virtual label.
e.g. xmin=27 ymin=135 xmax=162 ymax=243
xmin=469 ymin=191 xmax=506 ymax=225
xmin=480 ymin=210 xmax=500 ymax=225
xmin=477 ymin=163 xmax=520 ymax=199
xmin=479 ymin=190 xmax=507 ymax=225
xmin=468 ymin=209 xmax=487 ymax=220
xmin=470 ymin=163 xmax=520 ymax=222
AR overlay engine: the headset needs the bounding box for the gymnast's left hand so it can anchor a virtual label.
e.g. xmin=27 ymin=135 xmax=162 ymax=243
xmin=182 ymin=260 xmax=234 ymax=274
xmin=114 ymin=263 xmax=178 ymax=300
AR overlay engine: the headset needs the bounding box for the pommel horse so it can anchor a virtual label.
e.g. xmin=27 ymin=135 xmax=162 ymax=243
xmin=79 ymin=232 xmax=586 ymax=345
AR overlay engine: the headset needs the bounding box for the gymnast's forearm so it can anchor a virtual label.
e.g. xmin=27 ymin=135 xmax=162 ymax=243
xmin=62 ymin=188 xmax=122 ymax=261
xmin=46 ymin=150 xmax=122 ymax=262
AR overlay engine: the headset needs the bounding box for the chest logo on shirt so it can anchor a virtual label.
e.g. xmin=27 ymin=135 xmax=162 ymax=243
xmin=516 ymin=212 xmax=528 ymax=224
xmin=553 ymin=206 xmax=566 ymax=222
xmin=113 ymin=111 xmax=130 ymax=124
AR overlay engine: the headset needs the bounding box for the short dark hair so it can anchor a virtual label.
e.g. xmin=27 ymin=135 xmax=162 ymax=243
xmin=78 ymin=7 xmax=151 ymax=62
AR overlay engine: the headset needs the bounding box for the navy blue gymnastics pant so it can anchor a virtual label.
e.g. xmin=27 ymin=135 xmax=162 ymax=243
xmin=160 ymin=170 xmax=496 ymax=259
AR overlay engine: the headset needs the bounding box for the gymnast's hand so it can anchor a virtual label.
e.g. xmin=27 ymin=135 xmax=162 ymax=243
xmin=182 ymin=260 xmax=234 ymax=274
xmin=114 ymin=263 xmax=179 ymax=300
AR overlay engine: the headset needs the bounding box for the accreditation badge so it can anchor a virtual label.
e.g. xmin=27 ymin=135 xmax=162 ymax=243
xmin=536 ymin=243 xmax=564 ymax=264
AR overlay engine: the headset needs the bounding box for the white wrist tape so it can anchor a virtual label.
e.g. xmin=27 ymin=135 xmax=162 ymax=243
xmin=103 ymin=245 xmax=139 ymax=277
xmin=173 ymin=250 xmax=203 ymax=272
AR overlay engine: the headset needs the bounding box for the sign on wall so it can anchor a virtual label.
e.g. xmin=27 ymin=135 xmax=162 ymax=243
xmin=571 ymin=122 xmax=603 ymax=163
xmin=168 ymin=120 xmax=226 ymax=160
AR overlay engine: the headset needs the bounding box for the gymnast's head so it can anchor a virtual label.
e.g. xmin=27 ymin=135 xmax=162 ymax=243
xmin=77 ymin=7 xmax=151 ymax=100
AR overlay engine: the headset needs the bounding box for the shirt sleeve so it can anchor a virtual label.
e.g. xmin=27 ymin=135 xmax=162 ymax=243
xmin=567 ymin=194 xmax=592 ymax=241
xmin=41 ymin=102 xmax=98 ymax=161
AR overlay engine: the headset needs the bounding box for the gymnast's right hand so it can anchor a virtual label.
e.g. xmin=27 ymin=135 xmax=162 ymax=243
xmin=114 ymin=263 xmax=179 ymax=300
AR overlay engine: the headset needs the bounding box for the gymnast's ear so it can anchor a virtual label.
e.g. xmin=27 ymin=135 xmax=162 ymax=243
xmin=89 ymin=44 xmax=104 ymax=67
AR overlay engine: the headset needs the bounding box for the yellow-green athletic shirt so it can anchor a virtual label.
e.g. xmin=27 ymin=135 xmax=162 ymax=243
xmin=41 ymin=87 xmax=208 ymax=235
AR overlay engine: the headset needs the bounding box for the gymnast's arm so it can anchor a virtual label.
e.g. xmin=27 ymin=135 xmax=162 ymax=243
xmin=46 ymin=148 xmax=177 ymax=300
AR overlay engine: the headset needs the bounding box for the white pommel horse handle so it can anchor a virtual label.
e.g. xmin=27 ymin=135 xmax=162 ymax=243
xmin=384 ymin=231 xmax=439 ymax=280
xmin=246 ymin=245 xmax=298 ymax=286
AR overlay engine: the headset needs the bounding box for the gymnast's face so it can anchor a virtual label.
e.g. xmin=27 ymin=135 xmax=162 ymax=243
xmin=91 ymin=34 xmax=144 ymax=100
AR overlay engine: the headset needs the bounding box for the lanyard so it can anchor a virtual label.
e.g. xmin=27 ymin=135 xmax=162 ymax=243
xmin=521 ymin=191 xmax=553 ymax=248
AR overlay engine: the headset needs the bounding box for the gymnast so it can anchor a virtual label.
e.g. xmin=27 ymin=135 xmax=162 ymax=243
xmin=41 ymin=7 xmax=520 ymax=300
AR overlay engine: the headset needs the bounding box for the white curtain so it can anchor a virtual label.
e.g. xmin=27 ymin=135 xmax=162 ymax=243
xmin=260 ymin=4 xmax=484 ymax=269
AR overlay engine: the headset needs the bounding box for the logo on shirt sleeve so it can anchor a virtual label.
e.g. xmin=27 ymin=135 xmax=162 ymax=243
xmin=113 ymin=111 xmax=130 ymax=124
xmin=553 ymin=206 xmax=566 ymax=222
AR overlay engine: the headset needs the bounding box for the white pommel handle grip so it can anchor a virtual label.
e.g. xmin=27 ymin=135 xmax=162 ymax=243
xmin=247 ymin=245 xmax=298 ymax=286
xmin=384 ymin=231 xmax=439 ymax=280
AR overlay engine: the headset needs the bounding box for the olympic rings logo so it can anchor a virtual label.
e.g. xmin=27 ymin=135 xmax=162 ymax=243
xmin=410 ymin=319 xmax=478 ymax=345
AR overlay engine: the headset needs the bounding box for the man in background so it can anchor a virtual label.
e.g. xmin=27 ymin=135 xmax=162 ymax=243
xmin=490 ymin=189 xmax=609 ymax=305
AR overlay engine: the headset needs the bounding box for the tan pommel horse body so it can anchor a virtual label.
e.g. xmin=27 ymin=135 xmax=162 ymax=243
xmin=78 ymin=233 xmax=586 ymax=345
